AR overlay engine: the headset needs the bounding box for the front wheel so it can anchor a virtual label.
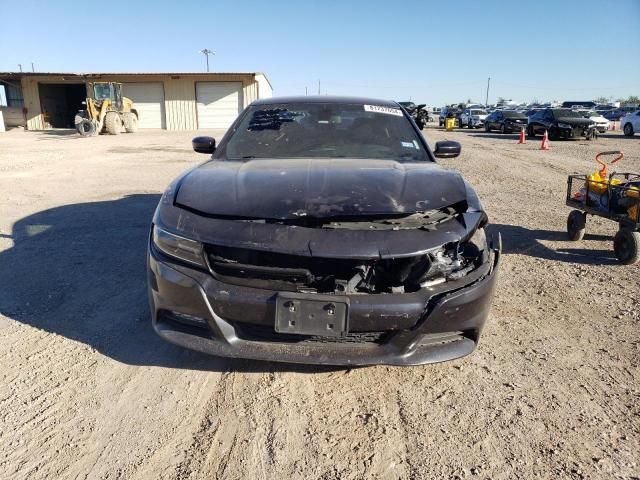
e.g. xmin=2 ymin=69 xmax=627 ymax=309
xmin=567 ymin=210 xmax=586 ymax=241
xmin=527 ymin=126 xmax=536 ymax=138
xmin=104 ymin=111 xmax=123 ymax=135
xmin=623 ymin=123 xmax=634 ymax=136
xmin=484 ymin=123 xmax=490 ymax=132
xmin=613 ymin=229 xmax=640 ymax=265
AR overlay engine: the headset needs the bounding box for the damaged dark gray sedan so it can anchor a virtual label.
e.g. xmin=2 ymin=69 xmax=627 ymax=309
xmin=147 ymin=96 xmax=501 ymax=366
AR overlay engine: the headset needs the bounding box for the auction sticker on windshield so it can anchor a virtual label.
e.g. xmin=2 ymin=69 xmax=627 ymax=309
xmin=364 ymin=105 xmax=403 ymax=116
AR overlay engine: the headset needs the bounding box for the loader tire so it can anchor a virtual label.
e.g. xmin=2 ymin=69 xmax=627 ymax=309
xmin=123 ymin=112 xmax=139 ymax=133
xmin=76 ymin=118 xmax=97 ymax=136
xmin=105 ymin=112 xmax=123 ymax=135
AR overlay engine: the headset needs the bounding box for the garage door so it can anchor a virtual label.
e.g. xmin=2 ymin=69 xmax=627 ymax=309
xmin=196 ymin=82 xmax=243 ymax=129
xmin=122 ymin=82 xmax=166 ymax=129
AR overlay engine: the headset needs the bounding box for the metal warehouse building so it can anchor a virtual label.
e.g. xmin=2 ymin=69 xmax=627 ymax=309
xmin=0 ymin=71 xmax=272 ymax=131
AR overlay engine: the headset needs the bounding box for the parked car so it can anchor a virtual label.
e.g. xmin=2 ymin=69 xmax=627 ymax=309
xmin=484 ymin=110 xmax=528 ymax=133
xmin=602 ymin=109 xmax=627 ymax=121
xmin=459 ymin=108 xmax=488 ymax=128
xmin=621 ymin=110 xmax=640 ymax=136
xmin=578 ymin=110 xmax=610 ymax=133
xmin=527 ymin=108 xmax=596 ymax=139
xmin=561 ymin=101 xmax=596 ymax=109
xmin=439 ymin=105 xmax=462 ymax=126
xmin=148 ymin=96 xmax=501 ymax=366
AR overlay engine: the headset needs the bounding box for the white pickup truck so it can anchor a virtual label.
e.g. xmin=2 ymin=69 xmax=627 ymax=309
xmin=459 ymin=108 xmax=488 ymax=129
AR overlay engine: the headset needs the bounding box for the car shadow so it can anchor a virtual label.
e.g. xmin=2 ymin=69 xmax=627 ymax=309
xmin=592 ymin=132 xmax=636 ymax=140
xmin=468 ymin=133 xmax=521 ymax=141
xmin=487 ymin=223 xmax=618 ymax=265
xmin=0 ymin=195 xmax=344 ymax=373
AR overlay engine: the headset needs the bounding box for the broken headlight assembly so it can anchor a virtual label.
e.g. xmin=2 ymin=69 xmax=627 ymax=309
xmin=152 ymin=225 xmax=207 ymax=268
xmin=351 ymin=228 xmax=489 ymax=294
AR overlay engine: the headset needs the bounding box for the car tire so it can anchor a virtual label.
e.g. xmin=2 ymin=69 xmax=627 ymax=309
xmin=623 ymin=123 xmax=634 ymax=136
xmin=527 ymin=126 xmax=536 ymax=138
xmin=104 ymin=111 xmax=123 ymax=135
xmin=613 ymin=229 xmax=640 ymax=265
xmin=566 ymin=210 xmax=586 ymax=241
xmin=484 ymin=123 xmax=490 ymax=132
xmin=548 ymin=127 xmax=559 ymax=140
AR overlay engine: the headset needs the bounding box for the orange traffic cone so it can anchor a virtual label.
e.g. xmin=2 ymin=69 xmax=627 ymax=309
xmin=540 ymin=130 xmax=550 ymax=150
xmin=518 ymin=127 xmax=526 ymax=144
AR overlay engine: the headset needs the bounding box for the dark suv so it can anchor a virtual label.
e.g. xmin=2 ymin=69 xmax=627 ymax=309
xmin=148 ymin=96 xmax=501 ymax=366
xmin=527 ymin=108 xmax=596 ymax=139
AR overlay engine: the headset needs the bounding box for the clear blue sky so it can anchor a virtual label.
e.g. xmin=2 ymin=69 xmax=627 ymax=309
xmin=2 ymin=0 xmax=639 ymax=105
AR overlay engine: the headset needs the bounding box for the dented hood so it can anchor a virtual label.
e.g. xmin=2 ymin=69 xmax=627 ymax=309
xmin=175 ymin=158 xmax=468 ymax=219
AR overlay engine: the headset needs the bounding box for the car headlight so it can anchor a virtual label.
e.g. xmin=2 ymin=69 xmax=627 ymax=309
xmin=152 ymin=225 xmax=207 ymax=268
xmin=558 ymin=122 xmax=572 ymax=129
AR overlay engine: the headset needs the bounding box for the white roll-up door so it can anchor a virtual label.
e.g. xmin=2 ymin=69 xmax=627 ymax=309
xmin=121 ymin=82 xmax=166 ymax=129
xmin=196 ymin=82 xmax=243 ymax=129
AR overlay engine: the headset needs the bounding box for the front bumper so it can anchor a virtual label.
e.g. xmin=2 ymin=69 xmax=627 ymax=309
xmin=148 ymin=237 xmax=501 ymax=366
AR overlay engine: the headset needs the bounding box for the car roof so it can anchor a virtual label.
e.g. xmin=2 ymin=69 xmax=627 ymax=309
xmin=251 ymin=96 xmax=399 ymax=107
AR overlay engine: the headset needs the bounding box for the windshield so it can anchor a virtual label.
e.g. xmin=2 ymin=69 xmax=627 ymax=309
xmin=503 ymin=111 xmax=526 ymax=118
xmin=552 ymin=109 xmax=584 ymax=119
xmin=470 ymin=110 xmax=486 ymax=116
xmin=93 ymin=84 xmax=111 ymax=100
xmin=222 ymin=103 xmax=429 ymax=162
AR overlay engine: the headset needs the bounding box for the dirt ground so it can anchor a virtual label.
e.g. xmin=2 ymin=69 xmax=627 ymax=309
xmin=1 ymin=126 xmax=638 ymax=480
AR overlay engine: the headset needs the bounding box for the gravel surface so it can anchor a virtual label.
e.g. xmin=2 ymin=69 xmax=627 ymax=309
xmin=0 ymin=126 xmax=638 ymax=480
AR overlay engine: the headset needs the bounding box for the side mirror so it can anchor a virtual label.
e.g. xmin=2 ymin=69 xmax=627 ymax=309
xmin=434 ymin=141 xmax=461 ymax=159
xmin=192 ymin=136 xmax=216 ymax=154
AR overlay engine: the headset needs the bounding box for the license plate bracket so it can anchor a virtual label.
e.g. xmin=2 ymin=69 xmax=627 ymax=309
xmin=275 ymin=293 xmax=349 ymax=337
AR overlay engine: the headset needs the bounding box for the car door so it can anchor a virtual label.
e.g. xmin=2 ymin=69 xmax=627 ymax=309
xmin=634 ymin=111 xmax=640 ymax=130
xmin=486 ymin=112 xmax=495 ymax=129
xmin=495 ymin=112 xmax=504 ymax=129
xmin=545 ymin=110 xmax=556 ymax=132
xmin=530 ymin=111 xmax=544 ymax=134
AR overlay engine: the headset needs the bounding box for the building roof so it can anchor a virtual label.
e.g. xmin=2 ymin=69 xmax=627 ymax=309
xmin=0 ymin=71 xmax=269 ymax=81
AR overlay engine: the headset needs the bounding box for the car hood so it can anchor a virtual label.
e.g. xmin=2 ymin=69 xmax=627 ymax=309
xmin=556 ymin=117 xmax=594 ymax=126
xmin=174 ymin=158 xmax=469 ymax=220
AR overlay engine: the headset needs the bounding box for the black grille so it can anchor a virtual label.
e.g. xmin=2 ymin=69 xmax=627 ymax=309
xmin=206 ymin=244 xmax=362 ymax=291
xmin=205 ymin=244 xmax=434 ymax=293
xmin=233 ymin=322 xmax=393 ymax=345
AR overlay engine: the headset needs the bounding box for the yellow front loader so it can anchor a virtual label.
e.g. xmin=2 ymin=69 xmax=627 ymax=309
xmin=74 ymin=82 xmax=139 ymax=136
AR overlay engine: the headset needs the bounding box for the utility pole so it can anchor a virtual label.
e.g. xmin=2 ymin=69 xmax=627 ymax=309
xmin=485 ymin=77 xmax=491 ymax=106
xmin=200 ymin=49 xmax=215 ymax=72
xmin=305 ymin=86 xmax=308 ymax=96
xmin=18 ymin=64 xmax=22 ymax=72
xmin=318 ymin=79 xmax=320 ymax=95
xmin=31 ymin=62 xmax=35 ymax=72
